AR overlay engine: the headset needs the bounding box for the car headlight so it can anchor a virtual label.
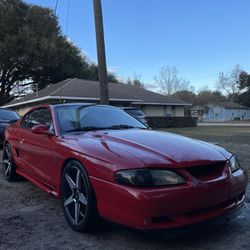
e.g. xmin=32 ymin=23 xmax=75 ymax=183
xmin=114 ymin=169 xmax=185 ymax=187
xmin=229 ymin=156 xmax=240 ymax=173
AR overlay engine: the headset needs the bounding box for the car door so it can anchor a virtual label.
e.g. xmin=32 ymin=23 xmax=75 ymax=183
xmin=18 ymin=107 xmax=56 ymax=187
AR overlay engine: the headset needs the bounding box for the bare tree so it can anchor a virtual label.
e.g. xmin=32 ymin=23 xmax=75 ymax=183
xmin=217 ymin=65 xmax=242 ymax=101
xmin=127 ymin=72 xmax=145 ymax=89
xmin=154 ymin=66 xmax=189 ymax=95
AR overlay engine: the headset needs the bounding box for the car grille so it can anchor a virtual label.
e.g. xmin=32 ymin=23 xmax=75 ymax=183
xmin=185 ymin=193 xmax=244 ymax=217
xmin=185 ymin=162 xmax=226 ymax=181
xmin=151 ymin=193 xmax=245 ymax=225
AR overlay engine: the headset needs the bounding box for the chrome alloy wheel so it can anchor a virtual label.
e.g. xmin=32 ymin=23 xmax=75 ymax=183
xmin=3 ymin=144 xmax=13 ymax=179
xmin=63 ymin=166 xmax=88 ymax=225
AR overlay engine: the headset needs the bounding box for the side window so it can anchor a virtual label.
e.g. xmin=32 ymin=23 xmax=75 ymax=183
xmin=21 ymin=111 xmax=36 ymax=128
xmin=37 ymin=109 xmax=52 ymax=128
xmin=21 ymin=108 xmax=52 ymax=129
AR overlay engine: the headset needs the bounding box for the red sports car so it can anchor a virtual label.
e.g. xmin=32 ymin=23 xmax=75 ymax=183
xmin=2 ymin=103 xmax=248 ymax=232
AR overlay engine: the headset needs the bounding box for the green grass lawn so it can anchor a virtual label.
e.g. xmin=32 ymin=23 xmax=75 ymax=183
xmin=158 ymin=126 xmax=250 ymax=144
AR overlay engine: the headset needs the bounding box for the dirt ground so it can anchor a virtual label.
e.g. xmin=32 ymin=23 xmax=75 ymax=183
xmin=0 ymin=126 xmax=250 ymax=250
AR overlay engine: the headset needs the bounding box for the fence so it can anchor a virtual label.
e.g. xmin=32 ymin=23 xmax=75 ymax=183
xmin=147 ymin=117 xmax=198 ymax=128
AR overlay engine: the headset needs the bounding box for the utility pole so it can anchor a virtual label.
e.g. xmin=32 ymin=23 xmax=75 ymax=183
xmin=93 ymin=0 xmax=109 ymax=104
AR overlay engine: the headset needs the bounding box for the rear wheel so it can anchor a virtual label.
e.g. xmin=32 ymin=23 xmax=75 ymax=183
xmin=61 ymin=160 xmax=99 ymax=232
xmin=2 ymin=143 xmax=19 ymax=181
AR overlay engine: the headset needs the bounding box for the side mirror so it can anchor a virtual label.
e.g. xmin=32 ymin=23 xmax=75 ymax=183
xmin=32 ymin=125 xmax=51 ymax=135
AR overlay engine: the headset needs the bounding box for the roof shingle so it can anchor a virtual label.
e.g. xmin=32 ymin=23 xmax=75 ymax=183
xmin=215 ymin=102 xmax=249 ymax=109
xmin=4 ymin=78 xmax=191 ymax=107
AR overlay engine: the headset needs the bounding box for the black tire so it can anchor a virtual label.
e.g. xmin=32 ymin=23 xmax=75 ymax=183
xmin=61 ymin=160 xmax=99 ymax=232
xmin=2 ymin=143 xmax=19 ymax=181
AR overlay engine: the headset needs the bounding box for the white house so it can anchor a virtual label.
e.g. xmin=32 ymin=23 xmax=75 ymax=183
xmin=192 ymin=102 xmax=250 ymax=122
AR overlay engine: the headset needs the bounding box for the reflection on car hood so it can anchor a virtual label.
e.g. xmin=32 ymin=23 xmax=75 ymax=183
xmin=64 ymin=129 xmax=231 ymax=168
xmin=103 ymin=130 xmax=232 ymax=166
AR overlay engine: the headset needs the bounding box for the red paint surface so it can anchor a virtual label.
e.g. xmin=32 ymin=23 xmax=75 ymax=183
xmin=4 ymin=104 xmax=248 ymax=230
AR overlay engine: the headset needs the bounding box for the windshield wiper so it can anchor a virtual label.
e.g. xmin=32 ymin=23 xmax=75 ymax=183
xmin=65 ymin=126 xmax=108 ymax=132
xmin=65 ymin=125 xmax=148 ymax=133
xmin=107 ymin=125 xmax=148 ymax=130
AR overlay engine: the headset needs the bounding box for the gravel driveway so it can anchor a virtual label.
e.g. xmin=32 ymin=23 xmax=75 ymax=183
xmin=0 ymin=127 xmax=249 ymax=250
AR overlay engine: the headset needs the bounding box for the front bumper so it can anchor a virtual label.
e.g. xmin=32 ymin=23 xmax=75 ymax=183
xmin=90 ymin=168 xmax=248 ymax=230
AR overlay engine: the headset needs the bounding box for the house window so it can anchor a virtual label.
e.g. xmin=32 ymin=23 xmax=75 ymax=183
xmin=172 ymin=106 xmax=176 ymax=116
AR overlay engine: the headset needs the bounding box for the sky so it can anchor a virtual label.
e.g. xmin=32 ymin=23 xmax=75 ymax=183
xmin=26 ymin=0 xmax=250 ymax=92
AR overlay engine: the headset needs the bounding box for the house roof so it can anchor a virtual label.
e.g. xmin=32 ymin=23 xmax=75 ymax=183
xmin=3 ymin=78 xmax=191 ymax=108
xmin=211 ymin=102 xmax=249 ymax=109
xmin=191 ymin=105 xmax=205 ymax=110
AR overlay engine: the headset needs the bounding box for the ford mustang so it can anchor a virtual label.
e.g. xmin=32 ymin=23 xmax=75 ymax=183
xmin=2 ymin=103 xmax=248 ymax=232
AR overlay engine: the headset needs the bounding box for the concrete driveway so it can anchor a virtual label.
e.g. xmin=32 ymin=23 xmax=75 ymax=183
xmin=199 ymin=123 xmax=250 ymax=126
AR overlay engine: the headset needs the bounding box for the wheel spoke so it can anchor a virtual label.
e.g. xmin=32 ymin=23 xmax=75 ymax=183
xmin=64 ymin=196 xmax=74 ymax=207
xmin=65 ymin=174 xmax=76 ymax=191
xmin=5 ymin=147 xmax=11 ymax=159
xmin=79 ymin=193 xmax=88 ymax=206
xmin=80 ymin=211 xmax=85 ymax=218
xmin=3 ymin=159 xmax=10 ymax=165
xmin=76 ymin=169 xmax=81 ymax=189
xmin=3 ymin=159 xmax=11 ymax=175
xmin=74 ymin=202 xmax=80 ymax=224
xmin=5 ymin=164 xmax=11 ymax=176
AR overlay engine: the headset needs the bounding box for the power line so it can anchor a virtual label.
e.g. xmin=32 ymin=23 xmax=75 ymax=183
xmin=65 ymin=0 xmax=70 ymax=35
xmin=54 ymin=0 xmax=59 ymax=15
xmin=61 ymin=0 xmax=71 ymax=81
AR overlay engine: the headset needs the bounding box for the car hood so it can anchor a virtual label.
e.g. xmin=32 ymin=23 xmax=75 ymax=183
xmin=63 ymin=129 xmax=231 ymax=169
xmin=97 ymin=129 xmax=231 ymax=168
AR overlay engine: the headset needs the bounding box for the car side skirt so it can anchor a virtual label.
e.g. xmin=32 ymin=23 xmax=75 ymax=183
xmin=16 ymin=168 xmax=59 ymax=198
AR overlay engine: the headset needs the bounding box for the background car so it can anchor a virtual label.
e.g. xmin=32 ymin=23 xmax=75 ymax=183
xmin=0 ymin=108 xmax=20 ymax=146
xmin=3 ymin=103 xmax=248 ymax=233
xmin=121 ymin=107 xmax=148 ymax=126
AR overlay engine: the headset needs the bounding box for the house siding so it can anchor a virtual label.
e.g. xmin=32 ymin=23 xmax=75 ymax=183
xmin=205 ymin=105 xmax=224 ymax=122
xmin=204 ymin=105 xmax=250 ymax=122
xmin=175 ymin=106 xmax=184 ymax=116
xmin=225 ymin=108 xmax=250 ymax=121
xmin=15 ymin=102 xmax=186 ymax=118
xmin=138 ymin=105 xmax=185 ymax=117
xmin=144 ymin=105 xmax=165 ymax=117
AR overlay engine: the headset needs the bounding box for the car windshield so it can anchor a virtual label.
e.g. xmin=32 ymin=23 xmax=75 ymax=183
xmin=0 ymin=109 xmax=19 ymax=121
xmin=56 ymin=105 xmax=148 ymax=134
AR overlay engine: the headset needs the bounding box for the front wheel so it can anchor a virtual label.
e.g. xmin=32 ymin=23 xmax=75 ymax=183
xmin=61 ymin=160 xmax=99 ymax=232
